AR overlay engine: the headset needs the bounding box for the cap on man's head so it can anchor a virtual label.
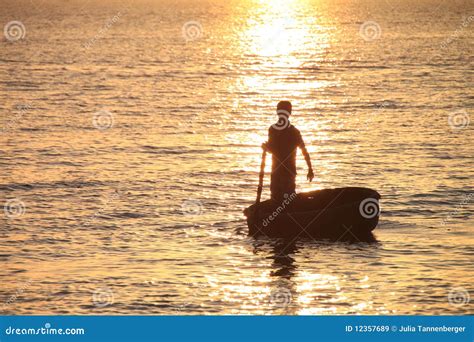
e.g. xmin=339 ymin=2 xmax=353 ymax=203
xmin=277 ymin=101 xmax=292 ymax=114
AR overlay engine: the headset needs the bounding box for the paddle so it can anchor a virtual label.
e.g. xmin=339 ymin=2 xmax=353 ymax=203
xmin=254 ymin=147 xmax=267 ymax=226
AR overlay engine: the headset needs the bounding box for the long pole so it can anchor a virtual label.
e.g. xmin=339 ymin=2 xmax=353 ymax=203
xmin=255 ymin=148 xmax=267 ymax=218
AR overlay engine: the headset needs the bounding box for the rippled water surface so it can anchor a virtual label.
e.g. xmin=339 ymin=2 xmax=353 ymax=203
xmin=1 ymin=0 xmax=473 ymax=314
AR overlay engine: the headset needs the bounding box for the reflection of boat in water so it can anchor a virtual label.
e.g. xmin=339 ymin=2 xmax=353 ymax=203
xmin=244 ymin=187 xmax=380 ymax=239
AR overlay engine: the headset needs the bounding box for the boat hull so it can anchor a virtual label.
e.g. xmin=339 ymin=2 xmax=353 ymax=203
xmin=244 ymin=187 xmax=380 ymax=239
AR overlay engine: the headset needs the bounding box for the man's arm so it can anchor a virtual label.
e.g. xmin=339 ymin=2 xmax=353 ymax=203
xmin=262 ymin=127 xmax=274 ymax=152
xmin=298 ymin=133 xmax=314 ymax=182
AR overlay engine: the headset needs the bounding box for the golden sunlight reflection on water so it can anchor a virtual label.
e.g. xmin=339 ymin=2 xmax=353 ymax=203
xmin=229 ymin=0 xmax=336 ymax=188
xmin=1 ymin=0 xmax=472 ymax=315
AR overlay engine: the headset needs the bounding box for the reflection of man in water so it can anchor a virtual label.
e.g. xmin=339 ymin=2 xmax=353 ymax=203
xmin=262 ymin=101 xmax=314 ymax=200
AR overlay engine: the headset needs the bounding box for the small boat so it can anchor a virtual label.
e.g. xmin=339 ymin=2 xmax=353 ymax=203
xmin=244 ymin=187 xmax=381 ymax=239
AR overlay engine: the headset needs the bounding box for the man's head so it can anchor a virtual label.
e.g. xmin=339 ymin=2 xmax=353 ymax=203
xmin=277 ymin=101 xmax=292 ymax=116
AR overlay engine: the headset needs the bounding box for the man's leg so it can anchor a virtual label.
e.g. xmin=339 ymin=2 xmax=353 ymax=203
xmin=271 ymin=173 xmax=296 ymax=201
xmin=282 ymin=175 xmax=296 ymax=198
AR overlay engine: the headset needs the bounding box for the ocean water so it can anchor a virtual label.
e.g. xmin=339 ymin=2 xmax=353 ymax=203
xmin=1 ymin=0 xmax=473 ymax=315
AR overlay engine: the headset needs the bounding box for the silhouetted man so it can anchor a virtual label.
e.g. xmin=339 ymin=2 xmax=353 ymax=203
xmin=262 ymin=101 xmax=314 ymax=200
